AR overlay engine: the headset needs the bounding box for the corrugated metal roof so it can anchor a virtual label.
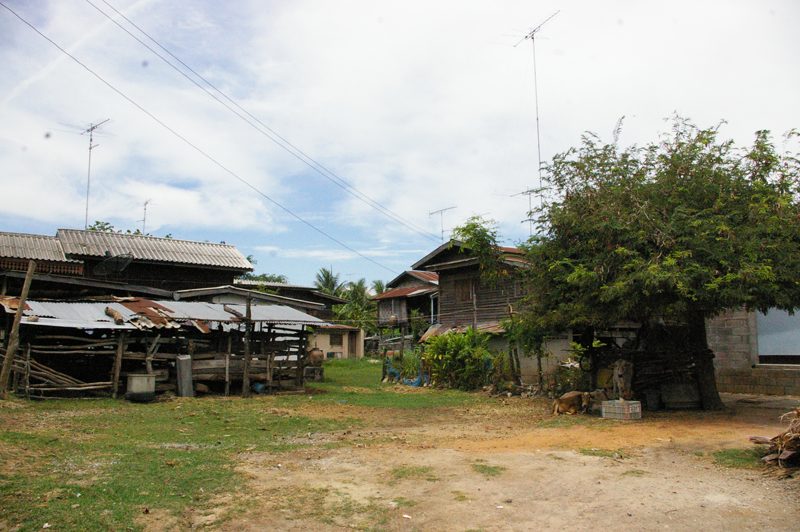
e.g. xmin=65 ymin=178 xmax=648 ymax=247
xmin=0 ymin=232 xmax=74 ymax=262
xmin=386 ymin=270 xmax=438 ymax=289
xmin=57 ymin=229 xmax=252 ymax=270
xmin=19 ymin=301 xmax=137 ymax=330
xmin=373 ymin=285 xmax=437 ymax=301
xmin=173 ymin=285 xmax=325 ymax=309
xmin=2 ymin=298 xmax=325 ymax=330
xmin=408 ymin=271 xmax=439 ymax=283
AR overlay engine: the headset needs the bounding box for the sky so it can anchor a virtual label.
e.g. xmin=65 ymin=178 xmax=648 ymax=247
xmin=1 ymin=0 xmax=798 ymax=287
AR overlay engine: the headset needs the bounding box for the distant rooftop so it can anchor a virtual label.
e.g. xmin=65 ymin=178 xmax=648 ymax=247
xmin=55 ymin=229 xmax=253 ymax=270
xmin=0 ymin=232 xmax=75 ymax=262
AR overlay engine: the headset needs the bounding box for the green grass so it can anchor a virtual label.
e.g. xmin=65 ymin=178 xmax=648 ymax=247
xmin=471 ymin=463 xmax=506 ymax=477
xmin=391 ymin=496 xmax=418 ymax=507
xmin=390 ymin=465 xmax=439 ymax=483
xmin=302 ymin=358 xmax=480 ymax=409
xmin=0 ymin=359 xmax=484 ymax=531
xmin=711 ymin=448 xmax=764 ymax=469
xmin=0 ymin=397 xmax=352 ymax=531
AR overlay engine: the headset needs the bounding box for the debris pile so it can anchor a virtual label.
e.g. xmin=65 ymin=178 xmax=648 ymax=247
xmin=750 ymin=407 xmax=800 ymax=468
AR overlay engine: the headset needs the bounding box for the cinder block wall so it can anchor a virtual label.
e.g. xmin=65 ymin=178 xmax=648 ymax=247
xmin=707 ymin=309 xmax=800 ymax=395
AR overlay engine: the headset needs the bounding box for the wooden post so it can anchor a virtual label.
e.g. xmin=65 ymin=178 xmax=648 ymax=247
xmin=296 ymin=325 xmax=306 ymax=388
xmin=145 ymin=333 xmax=161 ymax=374
xmin=241 ymin=297 xmax=252 ymax=398
xmin=266 ymin=325 xmax=273 ymax=390
xmin=24 ymin=343 xmax=31 ymax=400
xmin=224 ymin=334 xmax=232 ymax=396
xmin=111 ymin=331 xmax=127 ymax=399
xmin=0 ymin=275 xmax=6 ymax=296
xmin=0 ymin=260 xmax=35 ymax=399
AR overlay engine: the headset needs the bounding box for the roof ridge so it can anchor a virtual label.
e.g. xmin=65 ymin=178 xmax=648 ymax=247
xmin=0 ymin=231 xmax=59 ymax=239
xmin=57 ymin=228 xmax=239 ymax=248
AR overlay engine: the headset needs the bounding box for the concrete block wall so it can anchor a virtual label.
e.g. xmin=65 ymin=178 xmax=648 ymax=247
xmin=708 ymin=309 xmax=800 ymax=396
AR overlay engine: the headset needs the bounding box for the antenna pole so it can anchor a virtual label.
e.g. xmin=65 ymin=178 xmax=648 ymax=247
xmin=515 ymin=11 xmax=559 ymax=233
xmin=141 ymin=199 xmax=151 ymax=233
xmin=82 ymin=118 xmax=110 ymax=229
xmin=429 ymin=206 xmax=456 ymax=242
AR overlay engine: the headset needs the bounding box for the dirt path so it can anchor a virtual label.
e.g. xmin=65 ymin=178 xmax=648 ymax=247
xmin=217 ymin=395 xmax=799 ymax=531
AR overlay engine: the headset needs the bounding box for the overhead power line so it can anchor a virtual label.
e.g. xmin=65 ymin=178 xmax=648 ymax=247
xmin=0 ymin=1 xmax=400 ymax=275
xmin=86 ymin=0 xmax=440 ymax=242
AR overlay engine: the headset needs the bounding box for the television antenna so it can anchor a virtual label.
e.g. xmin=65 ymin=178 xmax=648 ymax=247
xmin=514 ymin=10 xmax=559 ymax=234
xmin=81 ymin=119 xmax=110 ymax=229
xmin=140 ymin=199 xmax=152 ymax=234
xmin=429 ymin=206 xmax=456 ymax=242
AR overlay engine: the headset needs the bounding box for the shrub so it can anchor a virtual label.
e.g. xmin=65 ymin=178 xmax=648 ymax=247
xmin=400 ymin=348 xmax=422 ymax=379
xmin=422 ymin=328 xmax=492 ymax=390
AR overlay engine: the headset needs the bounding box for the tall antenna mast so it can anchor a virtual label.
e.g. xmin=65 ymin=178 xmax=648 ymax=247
xmin=429 ymin=206 xmax=456 ymax=242
xmin=514 ymin=11 xmax=559 ymax=237
xmin=81 ymin=119 xmax=110 ymax=229
xmin=141 ymin=199 xmax=151 ymax=234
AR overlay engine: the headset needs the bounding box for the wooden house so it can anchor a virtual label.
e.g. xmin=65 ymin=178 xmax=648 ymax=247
xmin=373 ymin=270 xmax=439 ymax=327
xmin=413 ymin=241 xmax=571 ymax=383
xmin=412 ymin=241 xmax=526 ymax=333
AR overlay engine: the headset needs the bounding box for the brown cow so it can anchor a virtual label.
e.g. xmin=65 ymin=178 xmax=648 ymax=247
xmin=553 ymin=391 xmax=591 ymax=415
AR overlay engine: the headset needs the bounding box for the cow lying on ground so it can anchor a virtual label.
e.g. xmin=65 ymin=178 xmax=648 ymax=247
xmin=552 ymin=391 xmax=591 ymax=415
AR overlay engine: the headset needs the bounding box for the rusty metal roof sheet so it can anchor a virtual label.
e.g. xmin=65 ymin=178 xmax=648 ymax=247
xmin=373 ymin=285 xmax=437 ymax=301
xmin=386 ymin=270 xmax=438 ymax=289
xmin=0 ymin=232 xmax=76 ymax=262
xmin=57 ymin=229 xmax=252 ymax=270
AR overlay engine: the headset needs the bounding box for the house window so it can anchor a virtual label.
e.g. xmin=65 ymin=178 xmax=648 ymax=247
xmin=455 ymin=279 xmax=473 ymax=303
xmin=329 ymin=333 xmax=343 ymax=347
xmin=757 ymin=310 xmax=800 ymax=365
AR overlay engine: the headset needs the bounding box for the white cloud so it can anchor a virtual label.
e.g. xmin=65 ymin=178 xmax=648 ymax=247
xmin=1 ymin=0 xmax=798 ymax=282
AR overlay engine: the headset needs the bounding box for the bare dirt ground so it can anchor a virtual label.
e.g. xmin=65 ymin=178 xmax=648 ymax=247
xmin=206 ymin=393 xmax=799 ymax=531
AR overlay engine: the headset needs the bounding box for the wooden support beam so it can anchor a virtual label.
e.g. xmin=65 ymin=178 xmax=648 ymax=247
xmin=0 ymin=260 xmax=35 ymax=399
xmin=241 ymin=297 xmax=252 ymax=398
xmin=111 ymin=332 xmax=127 ymax=399
xmin=145 ymin=333 xmax=161 ymax=374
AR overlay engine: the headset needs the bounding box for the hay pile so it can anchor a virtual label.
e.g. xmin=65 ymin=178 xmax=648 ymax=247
xmin=751 ymin=407 xmax=800 ymax=468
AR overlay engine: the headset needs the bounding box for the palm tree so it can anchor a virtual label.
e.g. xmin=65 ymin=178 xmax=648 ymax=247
xmin=333 ymin=278 xmax=378 ymax=334
xmin=371 ymin=279 xmax=386 ymax=295
xmin=314 ymin=267 xmax=344 ymax=297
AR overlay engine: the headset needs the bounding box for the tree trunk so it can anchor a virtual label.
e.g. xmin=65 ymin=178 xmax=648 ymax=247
xmin=687 ymin=311 xmax=725 ymax=410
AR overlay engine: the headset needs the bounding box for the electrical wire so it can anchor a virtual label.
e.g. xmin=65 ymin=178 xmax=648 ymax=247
xmin=88 ymin=0 xmax=441 ymax=242
xmin=0 ymin=1 xmax=400 ymax=275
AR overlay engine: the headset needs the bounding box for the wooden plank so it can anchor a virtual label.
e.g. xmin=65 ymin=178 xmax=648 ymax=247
xmin=0 ymin=260 xmax=35 ymax=399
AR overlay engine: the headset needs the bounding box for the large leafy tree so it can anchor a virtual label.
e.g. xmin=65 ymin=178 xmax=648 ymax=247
xmin=523 ymin=120 xmax=800 ymax=409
